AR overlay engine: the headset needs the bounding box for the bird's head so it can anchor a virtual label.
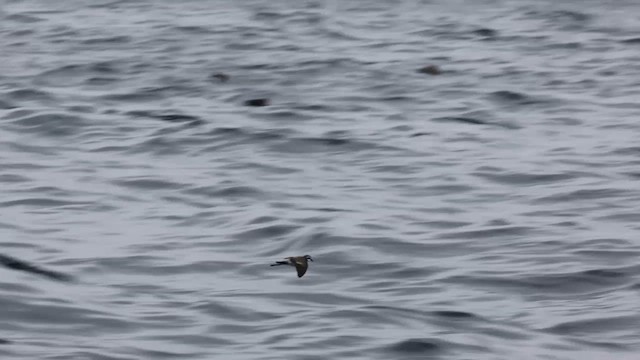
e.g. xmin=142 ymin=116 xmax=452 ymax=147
xmin=304 ymin=255 xmax=313 ymax=262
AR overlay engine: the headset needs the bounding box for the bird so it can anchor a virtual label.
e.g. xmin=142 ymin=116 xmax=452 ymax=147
xmin=270 ymin=255 xmax=313 ymax=278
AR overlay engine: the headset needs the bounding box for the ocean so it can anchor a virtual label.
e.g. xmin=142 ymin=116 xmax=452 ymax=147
xmin=1 ymin=0 xmax=639 ymax=359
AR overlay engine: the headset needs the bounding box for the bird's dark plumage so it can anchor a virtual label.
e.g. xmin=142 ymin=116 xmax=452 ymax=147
xmin=270 ymin=255 xmax=313 ymax=278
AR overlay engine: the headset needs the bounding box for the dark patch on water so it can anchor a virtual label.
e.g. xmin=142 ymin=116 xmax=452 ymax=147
xmin=81 ymin=36 xmax=132 ymax=45
xmin=0 ymin=98 xmax=17 ymax=109
xmin=6 ymin=88 xmax=54 ymax=102
xmin=432 ymin=310 xmax=478 ymax=319
xmin=472 ymin=28 xmax=497 ymax=38
xmin=269 ymin=135 xmax=396 ymax=154
xmin=490 ymin=90 xmax=528 ymax=103
xmin=389 ymin=338 xmax=441 ymax=354
xmin=210 ymin=72 xmax=230 ymax=83
xmin=6 ymin=14 xmax=44 ymax=23
xmin=233 ymin=224 xmax=300 ymax=241
xmin=534 ymin=188 xmax=629 ymax=203
xmin=113 ymin=177 xmax=184 ymax=191
xmin=620 ymin=37 xmax=640 ymax=44
xmin=542 ymin=315 xmax=640 ymax=336
xmin=0 ymin=254 xmax=72 ymax=282
xmin=85 ymin=77 xmax=119 ymax=85
xmin=9 ymin=113 xmax=86 ymax=137
xmin=0 ymin=198 xmax=86 ymax=208
xmin=473 ymin=169 xmax=576 ymax=185
xmin=125 ymin=110 xmax=203 ymax=125
xmin=430 ymin=116 xmax=518 ymax=129
xmin=448 ymin=266 xmax=634 ymax=297
xmin=609 ymin=146 xmax=640 ymax=156
xmin=439 ymin=225 xmax=533 ymax=240
xmin=243 ymin=98 xmax=270 ymax=107
xmin=184 ymin=184 xmax=264 ymax=199
xmin=409 ymin=132 xmax=432 ymax=137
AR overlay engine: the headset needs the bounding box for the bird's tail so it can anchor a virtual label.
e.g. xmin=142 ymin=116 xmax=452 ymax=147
xmin=270 ymin=261 xmax=288 ymax=266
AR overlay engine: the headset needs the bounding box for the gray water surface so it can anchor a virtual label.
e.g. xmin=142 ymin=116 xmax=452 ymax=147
xmin=1 ymin=0 xmax=640 ymax=359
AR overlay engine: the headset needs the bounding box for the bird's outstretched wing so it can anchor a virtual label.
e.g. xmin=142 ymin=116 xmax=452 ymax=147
xmin=294 ymin=259 xmax=308 ymax=278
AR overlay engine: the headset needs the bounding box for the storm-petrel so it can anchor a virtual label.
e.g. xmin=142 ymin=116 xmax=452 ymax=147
xmin=270 ymin=255 xmax=313 ymax=278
